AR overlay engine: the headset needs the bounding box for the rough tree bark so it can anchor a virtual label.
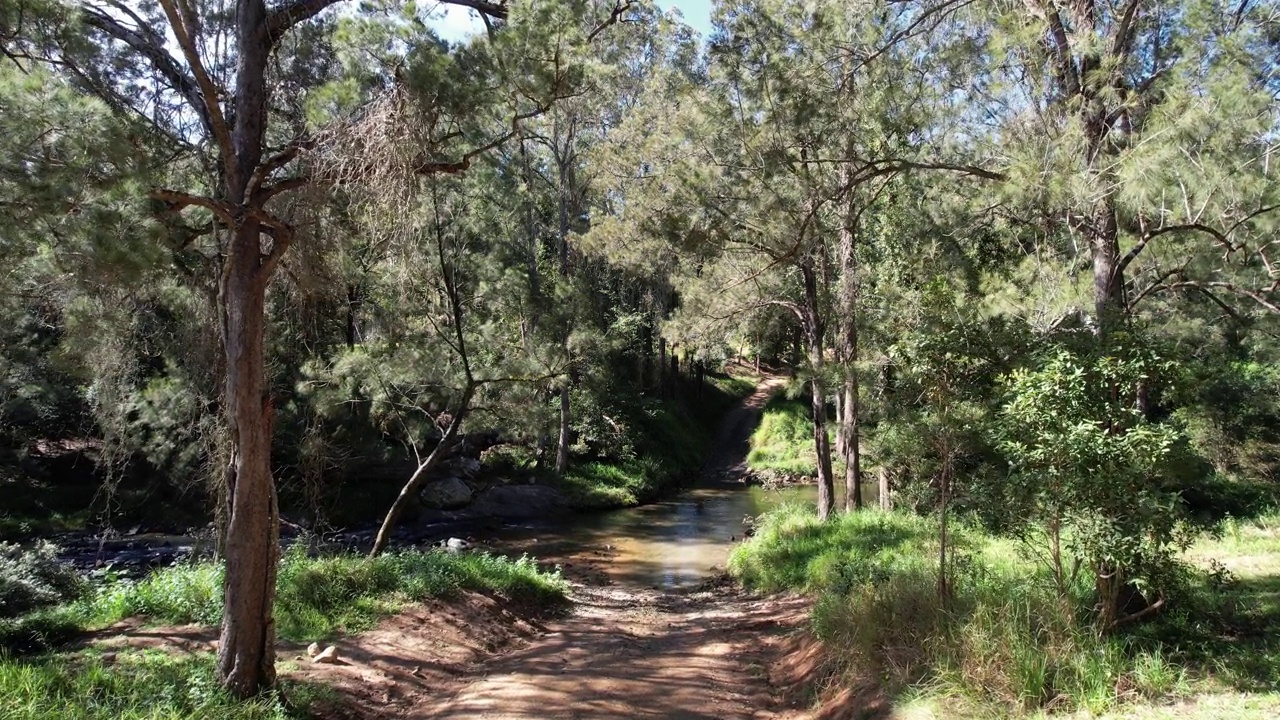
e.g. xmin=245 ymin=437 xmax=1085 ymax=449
xmin=556 ymin=387 xmax=571 ymax=474
xmin=552 ymin=119 xmax=577 ymax=476
xmin=801 ymin=258 xmax=836 ymax=521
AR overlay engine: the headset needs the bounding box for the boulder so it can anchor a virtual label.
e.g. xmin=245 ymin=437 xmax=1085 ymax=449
xmin=453 ymin=456 xmax=481 ymax=478
xmin=419 ymin=477 xmax=474 ymax=509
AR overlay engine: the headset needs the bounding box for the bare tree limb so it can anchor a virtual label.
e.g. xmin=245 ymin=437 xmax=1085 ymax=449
xmin=587 ymin=0 xmax=634 ymax=42
xmin=80 ymin=7 xmax=213 ymax=138
xmin=156 ymin=0 xmax=239 ymax=180
xmin=149 ymin=188 xmax=236 ymax=223
xmin=1163 ymin=280 xmax=1280 ymax=315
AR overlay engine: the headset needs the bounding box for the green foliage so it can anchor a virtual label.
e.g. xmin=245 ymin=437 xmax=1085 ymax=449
xmin=746 ymin=397 xmax=819 ymax=477
xmin=559 ymin=375 xmax=748 ymax=509
xmin=272 ymin=546 xmax=564 ymax=641
xmin=1174 ymin=361 xmax=1280 ymax=487
xmin=92 ymin=562 xmax=224 ymax=628
xmin=731 ymin=504 xmax=1279 ymax=716
xmin=0 ymin=542 xmax=84 ymax=618
xmin=728 ymin=503 xmax=939 ymax=592
xmin=0 ymin=605 xmax=85 ymax=656
xmin=997 ymin=347 xmax=1193 ymax=624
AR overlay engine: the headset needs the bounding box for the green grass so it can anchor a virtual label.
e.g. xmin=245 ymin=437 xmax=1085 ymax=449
xmin=83 ymin=546 xmax=565 ymax=643
xmin=730 ymin=505 xmax=1280 ymax=718
xmin=0 ymin=649 xmax=327 ymax=720
xmin=2 ymin=545 xmax=566 ymax=657
xmin=746 ymin=396 xmax=824 ymax=477
xmin=0 ymin=545 xmax=565 ymax=719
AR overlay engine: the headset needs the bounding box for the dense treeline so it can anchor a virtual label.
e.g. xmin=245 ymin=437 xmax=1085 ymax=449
xmin=1 ymin=0 xmax=1278 ymax=701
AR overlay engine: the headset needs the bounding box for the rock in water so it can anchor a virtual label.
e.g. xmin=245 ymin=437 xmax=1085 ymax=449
xmin=311 ymin=645 xmax=339 ymax=664
xmin=445 ymin=537 xmax=469 ymax=553
xmin=419 ymin=477 xmax=474 ymax=509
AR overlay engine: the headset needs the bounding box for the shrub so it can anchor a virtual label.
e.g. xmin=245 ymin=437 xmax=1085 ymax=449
xmin=0 ymin=541 xmax=84 ymax=618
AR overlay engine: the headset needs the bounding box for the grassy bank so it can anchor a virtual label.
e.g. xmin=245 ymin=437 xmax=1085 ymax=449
xmin=3 ymin=545 xmax=565 ymax=655
xmin=746 ymin=396 xmax=819 ymax=477
xmin=559 ymin=373 xmax=756 ymax=509
xmin=729 ymin=504 xmax=1280 ymax=718
xmin=0 ymin=651 xmax=328 ymax=720
xmin=0 ymin=545 xmax=566 ymax=718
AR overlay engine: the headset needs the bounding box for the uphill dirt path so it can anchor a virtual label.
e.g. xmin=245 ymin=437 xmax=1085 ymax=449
xmin=403 ymin=375 xmax=812 ymax=720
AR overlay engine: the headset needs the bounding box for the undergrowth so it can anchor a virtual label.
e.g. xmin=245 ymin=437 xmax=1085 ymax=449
xmin=0 ymin=544 xmax=564 ymax=718
xmin=2 ymin=545 xmax=565 ymax=655
xmin=560 ymin=373 xmax=755 ymax=509
xmin=730 ymin=504 xmax=1280 ymax=717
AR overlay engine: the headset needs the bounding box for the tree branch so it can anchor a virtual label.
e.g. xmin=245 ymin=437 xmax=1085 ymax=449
xmin=587 ymin=0 xmax=634 ymax=42
xmin=1026 ymin=1 xmax=1081 ymax=97
xmin=156 ymin=0 xmax=239 ymax=181
xmin=149 ymin=188 xmax=235 ymax=224
xmin=266 ymin=0 xmax=345 ymax=39
xmin=1164 ymin=281 xmax=1280 ymax=315
xmin=80 ymin=7 xmax=213 ymax=138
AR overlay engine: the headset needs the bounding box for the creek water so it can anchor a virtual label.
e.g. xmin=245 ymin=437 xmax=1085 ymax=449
xmin=496 ymin=479 xmax=876 ymax=589
xmin=52 ymin=379 xmax=873 ymax=591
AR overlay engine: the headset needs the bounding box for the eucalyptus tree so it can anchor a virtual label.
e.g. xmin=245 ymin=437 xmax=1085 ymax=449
xmin=14 ymin=0 xmax=635 ymax=696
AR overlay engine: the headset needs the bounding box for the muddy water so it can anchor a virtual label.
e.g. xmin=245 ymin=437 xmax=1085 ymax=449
xmin=498 ymin=480 xmax=876 ymax=589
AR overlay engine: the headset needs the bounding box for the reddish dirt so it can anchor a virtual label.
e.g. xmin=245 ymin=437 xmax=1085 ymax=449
xmin=410 ymin=579 xmax=810 ymax=720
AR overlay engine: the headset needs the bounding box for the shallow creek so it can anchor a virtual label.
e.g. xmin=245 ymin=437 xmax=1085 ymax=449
xmin=495 ymin=479 xmax=874 ymax=589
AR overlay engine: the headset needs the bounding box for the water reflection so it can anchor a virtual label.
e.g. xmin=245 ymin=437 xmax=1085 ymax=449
xmin=498 ymin=480 xmax=877 ymax=589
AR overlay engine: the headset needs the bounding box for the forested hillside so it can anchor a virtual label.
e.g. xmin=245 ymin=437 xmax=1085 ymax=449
xmin=1 ymin=0 xmax=1278 ymax=718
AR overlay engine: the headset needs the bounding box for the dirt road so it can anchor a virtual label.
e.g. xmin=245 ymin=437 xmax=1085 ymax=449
xmin=404 ymin=375 xmax=808 ymax=719
xmin=410 ymin=580 xmax=808 ymax=720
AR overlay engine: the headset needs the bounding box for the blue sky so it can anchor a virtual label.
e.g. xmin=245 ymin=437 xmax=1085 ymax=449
xmin=428 ymin=0 xmax=714 ymax=43
xmin=656 ymin=0 xmax=713 ymax=37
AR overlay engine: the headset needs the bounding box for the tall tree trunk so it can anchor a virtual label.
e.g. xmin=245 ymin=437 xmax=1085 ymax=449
xmin=841 ymin=380 xmax=862 ymax=511
xmin=837 ymin=186 xmax=862 ymax=512
xmin=552 ymin=130 xmax=574 ymax=475
xmin=833 ymin=390 xmax=845 ymax=457
xmin=217 ymin=219 xmax=278 ymax=698
xmin=877 ymin=465 xmax=890 ymax=510
xmin=1090 ymin=192 xmax=1125 ymax=335
xmin=801 ymin=261 xmax=835 ymax=520
xmin=217 ymin=0 xmax=277 ymax=697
